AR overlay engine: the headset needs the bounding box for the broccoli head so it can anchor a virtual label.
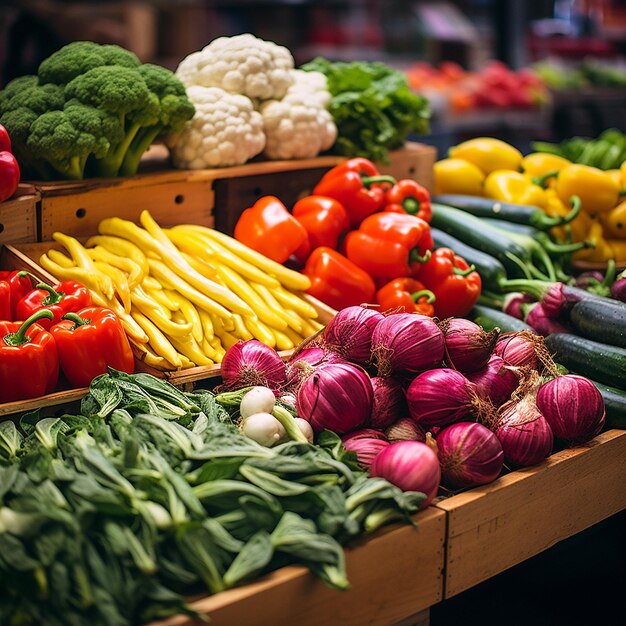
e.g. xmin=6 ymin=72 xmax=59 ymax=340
xmin=119 ymin=64 xmax=195 ymax=175
xmin=38 ymin=40 xmax=140 ymax=86
xmin=0 ymin=75 xmax=38 ymax=114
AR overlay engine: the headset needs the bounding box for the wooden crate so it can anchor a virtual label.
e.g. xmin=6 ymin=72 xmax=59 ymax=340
xmin=0 ymin=184 xmax=38 ymax=244
xmin=148 ymin=507 xmax=445 ymax=626
xmin=30 ymin=143 xmax=436 ymax=240
xmin=434 ymin=429 xmax=626 ymax=598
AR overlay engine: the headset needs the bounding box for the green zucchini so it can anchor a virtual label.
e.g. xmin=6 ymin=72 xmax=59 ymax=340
xmin=544 ymin=333 xmax=626 ymax=391
xmin=431 ymin=194 xmax=578 ymax=230
xmin=469 ymin=305 xmax=533 ymax=333
xmin=584 ymin=378 xmax=626 ymax=429
xmin=431 ymin=203 xmax=555 ymax=280
xmin=569 ymin=298 xmax=626 ymax=348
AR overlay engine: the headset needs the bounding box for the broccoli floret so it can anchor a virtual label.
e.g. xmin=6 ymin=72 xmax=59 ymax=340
xmin=65 ymin=65 xmax=159 ymax=177
xmin=120 ymin=63 xmax=195 ymax=176
xmin=38 ymin=40 xmax=140 ymax=86
xmin=0 ymin=75 xmax=38 ymax=114
xmin=2 ymin=83 xmax=65 ymax=116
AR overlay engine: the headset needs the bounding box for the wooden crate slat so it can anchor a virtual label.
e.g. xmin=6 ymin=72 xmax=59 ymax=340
xmin=435 ymin=429 xmax=626 ymax=598
xmin=0 ymin=184 xmax=38 ymax=244
xmin=148 ymin=507 xmax=445 ymax=626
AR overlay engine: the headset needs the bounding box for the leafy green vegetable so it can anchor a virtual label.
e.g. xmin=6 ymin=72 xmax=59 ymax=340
xmin=301 ymin=57 xmax=430 ymax=163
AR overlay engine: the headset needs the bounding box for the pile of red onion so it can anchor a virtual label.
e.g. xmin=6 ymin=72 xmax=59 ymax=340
xmin=219 ymin=306 xmax=607 ymax=506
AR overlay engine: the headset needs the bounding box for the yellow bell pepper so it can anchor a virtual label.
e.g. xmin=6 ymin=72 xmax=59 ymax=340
xmin=555 ymin=164 xmax=620 ymax=214
xmin=483 ymin=170 xmax=547 ymax=208
xmin=607 ymin=239 xmax=626 ymax=262
xmin=433 ymin=158 xmax=485 ymax=195
xmin=601 ymin=199 xmax=626 ymax=239
xmin=621 ymin=160 xmax=626 ymax=184
xmin=572 ymin=221 xmax=614 ymax=262
xmin=448 ymin=137 xmax=522 ymax=174
xmin=605 ymin=169 xmax=623 ymax=188
xmin=521 ymin=153 xmax=571 ymax=181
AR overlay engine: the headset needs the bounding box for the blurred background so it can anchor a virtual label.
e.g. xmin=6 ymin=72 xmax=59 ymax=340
xmin=1 ymin=0 xmax=626 ymax=157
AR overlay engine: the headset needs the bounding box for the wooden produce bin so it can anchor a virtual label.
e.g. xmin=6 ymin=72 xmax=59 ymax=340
xmin=29 ymin=143 xmax=436 ymax=240
xmin=434 ymin=429 xmax=626 ymax=599
xmin=149 ymin=507 xmax=445 ymax=626
xmin=0 ymin=184 xmax=38 ymax=244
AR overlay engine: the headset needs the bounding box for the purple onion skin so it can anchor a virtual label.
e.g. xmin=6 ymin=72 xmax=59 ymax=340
xmin=368 ymin=377 xmax=407 ymax=430
xmin=524 ymin=303 xmax=570 ymax=337
xmin=466 ymin=355 xmax=520 ymax=407
xmin=342 ymin=429 xmax=389 ymax=467
xmin=536 ymin=375 xmax=606 ymax=444
xmin=296 ymin=362 xmax=373 ymax=434
xmin=221 ymin=340 xmax=287 ymax=390
xmin=441 ymin=318 xmax=499 ymax=373
xmin=285 ymin=347 xmax=344 ymax=388
xmin=495 ymin=398 xmax=554 ymax=467
xmin=494 ymin=333 xmax=540 ymax=370
xmin=611 ymin=278 xmax=626 ymax=303
xmin=437 ymin=422 xmax=504 ymax=488
xmin=323 ymin=305 xmax=384 ymax=366
xmin=371 ymin=313 xmax=445 ymax=378
xmin=385 ymin=417 xmax=426 ymax=443
xmin=407 ymin=368 xmax=478 ymax=428
xmin=370 ymin=441 xmax=441 ymax=507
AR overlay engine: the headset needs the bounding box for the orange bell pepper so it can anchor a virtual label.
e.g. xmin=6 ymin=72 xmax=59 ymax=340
xmin=375 ymin=277 xmax=435 ymax=316
xmin=234 ymin=196 xmax=310 ymax=264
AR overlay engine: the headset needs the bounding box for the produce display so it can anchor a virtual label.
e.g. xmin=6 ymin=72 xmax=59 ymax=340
xmin=533 ymin=58 xmax=626 ymax=89
xmin=406 ymin=60 xmax=549 ymax=112
xmin=233 ymin=158 xmax=483 ymax=319
xmin=38 ymin=212 xmax=323 ymax=371
xmin=434 ymin=136 xmax=626 ymax=264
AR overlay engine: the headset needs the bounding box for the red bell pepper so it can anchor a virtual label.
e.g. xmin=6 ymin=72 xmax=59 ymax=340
xmin=234 ymin=196 xmax=310 ymax=264
xmin=418 ymin=247 xmax=482 ymax=319
xmin=0 ymin=309 xmax=59 ymax=402
xmin=384 ymin=179 xmax=432 ymax=222
xmin=15 ymin=279 xmax=92 ymax=329
xmin=302 ymin=246 xmax=376 ymax=311
xmin=291 ymin=195 xmax=350 ymax=251
xmin=0 ymin=150 xmax=20 ymax=204
xmin=0 ymin=123 xmax=11 ymax=153
xmin=0 ymin=270 xmax=35 ymax=319
xmin=0 ymin=280 xmax=11 ymax=320
xmin=344 ymin=212 xmax=434 ymax=280
xmin=50 ymin=307 xmax=134 ymax=388
xmin=375 ymin=277 xmax=436 ymax=317
xmin=313 ymin=158 xmax=396 ymax=228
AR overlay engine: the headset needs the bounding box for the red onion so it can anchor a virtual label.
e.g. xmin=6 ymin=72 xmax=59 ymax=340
xmin=494 ymin=331 xmax=551 ymax=371
xmin=221 ymin=340 xmax=287 ymax=390
xmin=385 ymin=417 xmax=426 ymax=443
xmin=296 ymin=362 xmax=373 ymax=434
xmin=440 ymin=318 xmax=499 ymax=373
xmin=368 ymin=377 xmax=407 ymax=430
xmin=611 ymin=272 xmax=626 ymax=303
xmin=536 ymin=375 xmax=605 ymax=444
xmin=437 ymin=422 xmax=504 ymax=488
xmin=323 ymin=305 xmax=384 ymax=366
xmin=495 ymin=394 xmax=553 ymax=467
xmin=466 ymin=355 xmax=520 ymax=407
xmin=407 ymin=368 xmax=482 ymax=428
xmin=370 ymin=441 xmax=441 ymax=506
xmin=285 ymin=346 xmax=343 ymax=389
xmin=342 ymin=429 xmax=389 ymax=468
xmin=371 ymin=312 xmax=444 ymax=378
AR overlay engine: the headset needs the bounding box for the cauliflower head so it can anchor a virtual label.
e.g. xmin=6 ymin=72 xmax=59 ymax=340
xmin=260 ymin=70 xmax=337 ymax=160
xmin=169 ymin=86 xmax=265 ymax=168
xmin=176 ymin=34 xmax=295 ymax=101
